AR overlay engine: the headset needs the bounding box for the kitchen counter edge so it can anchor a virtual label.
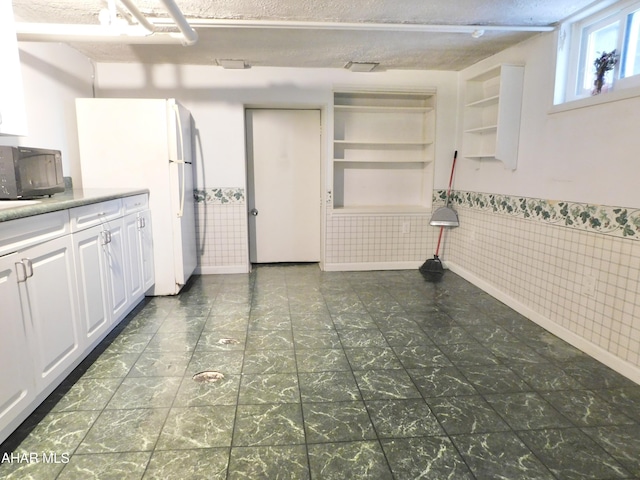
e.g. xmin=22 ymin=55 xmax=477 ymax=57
xmin=0 ymin=188 xmax=150 ymax=223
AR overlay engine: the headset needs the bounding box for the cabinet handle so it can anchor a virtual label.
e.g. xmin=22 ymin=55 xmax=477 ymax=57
xmin=100 ymin=230 xmax=109 ymax=245
xmin=15 ymin=262 xmax=27 ymax=283
xmin=22 ymin=258 xmax=34 ymax=278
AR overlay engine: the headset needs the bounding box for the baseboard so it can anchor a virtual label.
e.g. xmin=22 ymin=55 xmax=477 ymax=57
xmin=195 ymin=265 xmax=250 ymax=275
xmin=445 ymin=261 xmax=640 ymax=385
xmin=323 ymin=261 xmax=423 ymax=272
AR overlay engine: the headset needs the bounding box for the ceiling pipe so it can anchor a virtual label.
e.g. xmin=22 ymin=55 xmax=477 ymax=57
xmin=15 ymin=23 xmax=184 ymax=44
xmin=16 ymin=0 xmax=198 ymax=46
xmin=157 ymin=0 xmax=198 ymax=45
xmin=16 ymin=13 xmax=552 ymax=45
xmin=118 ymin=0 xmax=156 ymax=33
xmin=154 ymin=18 xmax=556 ymax=34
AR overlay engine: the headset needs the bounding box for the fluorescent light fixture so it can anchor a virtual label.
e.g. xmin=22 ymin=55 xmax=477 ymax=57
xmin=217 ymin=59 xmax=247 ymax=69
xmin=345 ymin=61 xmax=379 ymax=72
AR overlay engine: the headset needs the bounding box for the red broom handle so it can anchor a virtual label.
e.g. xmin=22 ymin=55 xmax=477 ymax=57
xmin=436 ymin=150 xmax=457 ymax=258
xmin=435 ymin=226 xmax=444 ymax=257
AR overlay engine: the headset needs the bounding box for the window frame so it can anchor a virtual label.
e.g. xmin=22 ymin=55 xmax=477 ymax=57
xmin=558 ymin=0 xmax=640 ymax=104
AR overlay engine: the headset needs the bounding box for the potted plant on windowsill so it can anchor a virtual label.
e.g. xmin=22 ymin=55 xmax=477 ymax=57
xmin=593 ymin=50 xmax=618 ymax=95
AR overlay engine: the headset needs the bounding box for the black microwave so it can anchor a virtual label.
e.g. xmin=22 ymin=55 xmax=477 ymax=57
xmin=0 ymin=146 xmax=65 ymax=199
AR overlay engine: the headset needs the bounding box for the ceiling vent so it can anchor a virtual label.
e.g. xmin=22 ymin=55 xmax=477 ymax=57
xmin=217 ymin=59 xmax=248 ymax=69
xmin=345 ymin=61 xmax=379 ymax=72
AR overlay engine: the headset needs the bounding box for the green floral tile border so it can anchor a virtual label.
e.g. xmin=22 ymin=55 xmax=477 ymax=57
xmin=194 ymin=188 xmax=245 ymax=204
xmin=434 ymin=190 xmax=640 ymax=240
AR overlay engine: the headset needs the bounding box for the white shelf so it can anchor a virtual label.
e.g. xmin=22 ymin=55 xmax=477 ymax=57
xmin=464 ymin=153 xmax=497 ymax=159
xmin=334 ymin=140 xmax=432 ymax=146
xmin=464 ymin=125 xmax=498 ymax=134
xmin=465 ymin=95 xmax=500 ymax=108
xmin=333 ymin=158 xmax=430 ymax=163
xmin=461 ymin=64 xmax=524 ymax=170
xmin=334 ymin=105 xmax=434 ymax=114
xmin=332 ymin=89 xmax=436 ymax=211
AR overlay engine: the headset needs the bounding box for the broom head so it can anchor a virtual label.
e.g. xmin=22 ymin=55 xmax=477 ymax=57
xmin=419 ymin=255 xmax=444 ymax=282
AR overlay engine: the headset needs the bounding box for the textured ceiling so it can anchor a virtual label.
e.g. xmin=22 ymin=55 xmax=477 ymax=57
xmin=12 ymin=0 xmax=596 ymax=70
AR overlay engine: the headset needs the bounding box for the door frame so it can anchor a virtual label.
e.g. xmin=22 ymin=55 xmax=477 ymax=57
xmin=243 ymin=104 xmax=327 ymax=270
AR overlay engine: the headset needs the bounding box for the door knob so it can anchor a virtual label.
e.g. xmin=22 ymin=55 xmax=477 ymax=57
xmin=250 ymin=208 xmax=259 ymax=216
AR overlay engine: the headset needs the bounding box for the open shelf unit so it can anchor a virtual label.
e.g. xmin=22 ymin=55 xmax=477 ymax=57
xmin=461 ymin=64 xmax=524 ymax=170
xmin=332 ymin=89 xmax=436 ymax=212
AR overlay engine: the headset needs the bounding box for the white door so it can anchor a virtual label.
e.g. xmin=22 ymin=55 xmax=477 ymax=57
xmin=104 ymin=219 xmax=128 ymax=321
xmin=138 ymin=210 xmax=155 ymax=292
xmin=74 ymin=225 xmax=111 ymax=341
xmin=18 ymin=236 xmax=81 ymax=391
xmin=124 ymin=213 xmax=144 ymax=300
xmin=246 ymin=109 xmax=321 ymax=263
xmin=0 ymin=252 xmax=34 ymax=434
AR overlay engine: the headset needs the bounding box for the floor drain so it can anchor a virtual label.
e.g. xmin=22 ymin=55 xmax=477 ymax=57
xmin=218 ymin=338 xmax=240 ymax=345
xmin=192 ymin=371 xmax=225 ymax=383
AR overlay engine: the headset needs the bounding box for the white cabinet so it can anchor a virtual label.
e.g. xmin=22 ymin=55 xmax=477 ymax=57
xmin=332 ymin=89 xmax=436 ymax=212
xmin=123 ymin=194 xmax=154 ymax=298
xmin=0 ymin=252 xmax=35 ymax=436
xmin=73 ymin=224 xmax=118 ymax=342
xmin=16 ymin=236 xmax=81 ymax=391
xmin=72 ymin=196 xmax=150 ymax=344
xmin=0 ymin=1 xmax=28 ymax=136
xmin=124 ymin=209 xmax=154 ymax=300
xmin=0 ymin=192 xmax=153 ymax=445
xmin=124 ymin=213 xmax=144 ymax=301
xmin=103 ymin=219 xmax=128 ymax=320
xmin=138 ymin=209 xmax=154 ymax=292
xmin=461 ymin=64 xmax=524 ymax=170
xmin=0 ymin=212 xmax=79 ymax=437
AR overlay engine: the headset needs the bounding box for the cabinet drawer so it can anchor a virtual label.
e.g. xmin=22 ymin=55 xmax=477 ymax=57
xmin=122 ymin=194 xmax=149 ymax=215
xmin=0 ymin=210 xmax=69 ymax=257
xmin=70 ymin=199 xmax=122 ymax=232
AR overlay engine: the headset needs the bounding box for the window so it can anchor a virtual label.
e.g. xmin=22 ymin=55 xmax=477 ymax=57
xmin=622 ymin=8 xmax=640 ymax=77
xmin=558 ymin=0 xmax=640 ymax=103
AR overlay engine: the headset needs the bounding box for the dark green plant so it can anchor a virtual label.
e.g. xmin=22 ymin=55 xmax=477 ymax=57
xmin=593 ymin=50 xmax=618 ymax=94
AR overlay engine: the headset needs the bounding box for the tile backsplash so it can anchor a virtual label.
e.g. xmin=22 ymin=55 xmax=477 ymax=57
xmin=194 ymin=188 xmax=247 ymax=273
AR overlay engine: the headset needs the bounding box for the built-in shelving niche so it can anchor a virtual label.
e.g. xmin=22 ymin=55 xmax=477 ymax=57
xmin=461 ymin=64 xmax=524 ymax=170
xmin=332 ymin=89 xmax=436 ymax=213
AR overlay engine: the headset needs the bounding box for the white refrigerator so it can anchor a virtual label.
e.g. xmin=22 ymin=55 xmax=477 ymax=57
xmin=76 ymin=98 xmax=197 ymax=295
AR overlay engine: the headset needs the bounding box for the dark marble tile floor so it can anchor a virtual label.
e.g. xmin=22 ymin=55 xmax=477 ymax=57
xmin=2 ymin=265 xmax=640 ymax=479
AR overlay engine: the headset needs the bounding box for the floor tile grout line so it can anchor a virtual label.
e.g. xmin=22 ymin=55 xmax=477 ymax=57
xmin=284 ymin=266 xmax=314 ymax=480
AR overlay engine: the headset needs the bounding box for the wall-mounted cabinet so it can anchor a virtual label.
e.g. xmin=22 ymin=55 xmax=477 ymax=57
xmin=461 ymin=65 xmax=524 ymax=170
xmin=0 ymin=1 xmax=27 ymax=136
xmin=332 ymin=89 xmax=436 ymax=212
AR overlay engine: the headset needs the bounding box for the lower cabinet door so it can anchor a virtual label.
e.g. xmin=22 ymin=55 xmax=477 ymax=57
xmin=73 ymin=224 xmax=112 ymax=342
xmin=18 ymin=236 xmax=81 ymax=391
xmin=0 ymin=252 xmax=35 ymax=437
xmin=105 ymin=219 xmax=129 ymax=322
xmin=124 ymin=213 xmax=144 ymax=301
xmin=139 ymin=210 xmax=155 ymax=292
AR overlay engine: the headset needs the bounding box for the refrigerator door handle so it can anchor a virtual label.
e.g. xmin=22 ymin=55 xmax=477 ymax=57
xmin=173 ymin=104 xmax=186 ymax=218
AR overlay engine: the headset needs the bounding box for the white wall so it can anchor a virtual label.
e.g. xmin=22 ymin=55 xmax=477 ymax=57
xmin=456 ymin=32 xmax=640 ymax=208
xmin=0 ymin=42 xmax=94 ymax=182
xmin=93 ymin=64 xmax=459 ymax=191
xmin=449 ymin=31 xmax=640 ymax=383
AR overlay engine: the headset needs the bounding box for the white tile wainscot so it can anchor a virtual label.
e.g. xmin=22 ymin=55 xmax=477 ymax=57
xmin=444 ymin=195 xmax=640 ymax=384
xmin=324 ymin=208 xmax=439 ymax=271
